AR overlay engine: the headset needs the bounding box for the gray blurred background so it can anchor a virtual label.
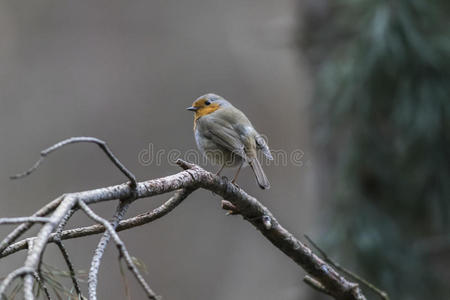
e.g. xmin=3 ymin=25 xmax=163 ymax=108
xmin=0 ymin=1 xmax=318 ymax=299
xmin=3 ymin=1 xmax=449 ymax=299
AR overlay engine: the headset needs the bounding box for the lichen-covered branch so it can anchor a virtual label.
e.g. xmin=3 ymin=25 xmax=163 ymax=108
xmin=1 ymin=161 xmax=367 ymax=300
xmin=0 ymin=196 xmax=64 ymax=253
xmin=0 ymin=189 xmax=195 ymax=258
xmin=77 ymin=200 xmax=158 ymax=300
xmin=0 ymin=137 xmax=374 ymax=300
xmin=88 ymin=200 xmax=130 ymax=300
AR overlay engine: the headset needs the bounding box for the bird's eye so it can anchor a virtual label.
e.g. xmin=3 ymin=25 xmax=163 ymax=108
xmin=205 ymin=100 xmax=211 ymax=105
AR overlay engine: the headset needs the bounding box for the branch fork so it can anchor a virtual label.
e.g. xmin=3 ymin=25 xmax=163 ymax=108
xmin=0 ymin=137 xmax=380 ymax=300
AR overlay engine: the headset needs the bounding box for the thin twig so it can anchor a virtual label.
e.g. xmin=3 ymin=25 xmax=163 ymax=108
xmin=0 ymin=196 xmax=64 ymax=254
xmin=33 ymin=272 xmax=52 ymax=300
xmin=0 ymin=267 xmax=34 ymax=299
xmin=0 ymin=217 xmax=52 ymax=225
xmin=9 ymin=137 xmax=139 ymax=299
xmin=23 ymin=240 xmax=36 ymax=300
xmin=304 ymin=235 xmax=389 ymax=300
xmin=88 ymin=200 xmax=130 ymax=300
xmin=33 ymin=239 xmax=48 ymax=300
xmin=1 ymin=189 xmax=195 ymax=259
xmin=55 ymin=208 xmax=76 ymax=235
xmin=23 ymin=195 xmax=79 ymax=300
xmin=77 ymin=200 xmax=159 ymax=300
xmin=54 ymin=240 xmax=82 ymax=297
xmin=52 ymin=208 xmax=82 ymax=298
xmin=10 ymin=137 xmax=137 ymax=187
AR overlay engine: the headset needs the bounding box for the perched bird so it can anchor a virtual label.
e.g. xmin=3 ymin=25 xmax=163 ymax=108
xmin=187 ymin=93 xmax=273 ymax=189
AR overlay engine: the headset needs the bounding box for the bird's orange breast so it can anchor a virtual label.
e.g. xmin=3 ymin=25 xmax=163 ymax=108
xmin=193 ymin=103 xmax=221 ymax=130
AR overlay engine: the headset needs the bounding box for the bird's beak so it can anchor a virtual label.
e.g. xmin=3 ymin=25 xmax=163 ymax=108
xmin=186 ymin=106 xmax=198 ymax=112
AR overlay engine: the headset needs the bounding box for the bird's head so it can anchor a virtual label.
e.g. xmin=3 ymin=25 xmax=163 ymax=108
xmin=186 ymin=93 xmax=230 ymax=118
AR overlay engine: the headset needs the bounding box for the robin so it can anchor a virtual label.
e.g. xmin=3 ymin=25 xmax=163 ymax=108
xmin=187 ymin=93 xmax=273 ymax=189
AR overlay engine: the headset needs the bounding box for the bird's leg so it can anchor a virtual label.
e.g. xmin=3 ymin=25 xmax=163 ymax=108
xmin=215 ymin=162 xmax=226 ymax=176
xmin=231 ymin=161 xmax=244 ymax=184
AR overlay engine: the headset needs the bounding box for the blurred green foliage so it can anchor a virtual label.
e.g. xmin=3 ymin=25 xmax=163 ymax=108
xmin=302 ymin=0 xmax=450 ymax=299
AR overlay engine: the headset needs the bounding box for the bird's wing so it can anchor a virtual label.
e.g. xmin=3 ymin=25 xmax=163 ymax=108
xmin=255 ymin=134 xmax=273 ymax=160
xmin=216 ymin=107 xmax=272 ymax=160
xmin=200 ymin=117 xmax=248 ymax=160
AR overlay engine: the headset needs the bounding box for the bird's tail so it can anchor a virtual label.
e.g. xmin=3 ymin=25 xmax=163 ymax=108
xmin=249 ymin=158 xmax=270 ymax=189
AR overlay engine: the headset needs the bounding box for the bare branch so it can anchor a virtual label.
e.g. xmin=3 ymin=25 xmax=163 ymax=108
xmin=88 ymin=200 xmax=130 ymax=300
xmin=77 ymin=200 xmax=159 ymax=300
xmin=32 ymin=272 xmax=51 ymax=300
xmin=10 ymin=137 xmax=137 ymax=187
xmin=1 ymin=189 xmax=195 ymax=259
xmin=1 ymin=143 xmax=369 ymax=300
xmin=9 ymin=164 xmax=193 ymax=298
xmin=0 ymin=217 xmax=52 ymax=225
xmin=0 ymin=196 xmax=63 ymax=253
xmin=0 ymin=267 xmax=34 ymax=299
xmin=23 ymin=195 xmax=79 ymax=300
xmin=54 ymin=240 xmax=82 ymax=297
xmin=51 ymin=207 xmax=83 ymax=298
